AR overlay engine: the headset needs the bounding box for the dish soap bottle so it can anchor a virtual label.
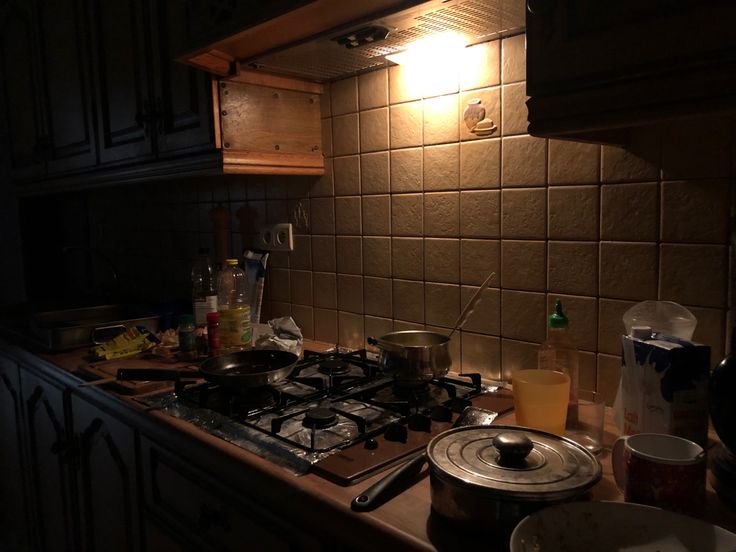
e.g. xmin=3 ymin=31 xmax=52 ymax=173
xmin=217 ymin=259 xmax=252 ymax=353
xmin=538 ymin=299 xmax=579 ymax=423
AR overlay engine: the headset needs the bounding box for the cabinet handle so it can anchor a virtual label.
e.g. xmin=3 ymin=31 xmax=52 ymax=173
xmin=198 ymin=503 xmax=232 ymax=533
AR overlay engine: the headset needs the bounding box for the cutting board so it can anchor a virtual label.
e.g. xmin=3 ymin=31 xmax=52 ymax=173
xmin=77 ymin=356 xmax=199 ymax=395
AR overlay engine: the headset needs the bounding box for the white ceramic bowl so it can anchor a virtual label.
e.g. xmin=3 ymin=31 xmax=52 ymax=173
xmin=510 ymin=501 xmax=736 ymax=552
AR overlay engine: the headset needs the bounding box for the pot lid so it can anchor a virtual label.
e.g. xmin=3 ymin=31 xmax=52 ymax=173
xmin=427 ymin=425 xmax=601 ymax=501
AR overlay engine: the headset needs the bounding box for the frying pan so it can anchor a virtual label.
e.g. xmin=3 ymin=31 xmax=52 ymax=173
xmin=116 ymin=349 xmax=299 ymax=389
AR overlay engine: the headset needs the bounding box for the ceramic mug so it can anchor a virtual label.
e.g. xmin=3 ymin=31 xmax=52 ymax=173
xmin=612 ymin=433 xmax=706 ymax=516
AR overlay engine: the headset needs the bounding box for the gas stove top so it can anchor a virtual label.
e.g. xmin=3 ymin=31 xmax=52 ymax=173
xmin=138 ymin=349 xmax=514 ymax=485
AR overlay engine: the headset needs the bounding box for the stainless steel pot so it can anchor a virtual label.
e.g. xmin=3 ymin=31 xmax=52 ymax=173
xmin=426 ymin=425 xmax=601 ymax=528
xmin=369 ymin=330 xmax=451 ymax=384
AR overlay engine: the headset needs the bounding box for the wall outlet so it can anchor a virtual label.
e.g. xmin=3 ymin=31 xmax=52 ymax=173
xmin=257 ymin=223 xmax=294 ymax=251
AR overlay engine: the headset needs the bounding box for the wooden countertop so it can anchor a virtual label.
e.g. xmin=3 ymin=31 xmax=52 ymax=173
xmin=30 ymin=345 xmax=736 ymax=551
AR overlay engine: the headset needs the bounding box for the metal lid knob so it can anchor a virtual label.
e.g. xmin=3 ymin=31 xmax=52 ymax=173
xmin=493 ymin=432 xmax=533 ymax=465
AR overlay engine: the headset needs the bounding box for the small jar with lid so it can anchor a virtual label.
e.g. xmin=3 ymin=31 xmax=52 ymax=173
xmin=178 ymin=314 xmax=197 ymax=361
xmin=206 ymin=311 xmax=220 ymax=357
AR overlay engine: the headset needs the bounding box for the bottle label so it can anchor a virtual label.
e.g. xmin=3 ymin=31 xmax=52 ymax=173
xmin=219 ymin=306 xmax=252 ymax=350
xmin=194 ymin=296 xmax=218 ymax=326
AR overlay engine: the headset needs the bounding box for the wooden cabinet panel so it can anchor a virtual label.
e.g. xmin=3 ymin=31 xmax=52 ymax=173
xmin=21 ymin=367 xmax=76 ymax=552
xmin=0 ymin=2 xmax=46 ymax=179
xmin=0 ymin=356 xmax=31 ymax=551
xmin=142 ymin=438 xmax=320 ymax=552
xmin=149 ymin=0 xmax=213 ymax=156
xmin=525 ymin=0 xmax=736 ymax=140
xmin=72 ymin=394 xmax=141 ymax=552
xmin=87 ymin=0 xmax=154 ymax=164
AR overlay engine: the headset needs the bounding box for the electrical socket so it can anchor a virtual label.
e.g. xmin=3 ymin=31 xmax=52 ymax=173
xmin=257 ymin=223 xmax=294 ymax=251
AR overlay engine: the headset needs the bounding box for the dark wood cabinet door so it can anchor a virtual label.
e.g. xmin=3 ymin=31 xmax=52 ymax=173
xmin=0 ymin=1 xmax=47 ymax=180
xmin=87 ymin=0 xmax=154 ymax=165
xmin=37 ymin=0 xmax=97 ymax=173
xmin=72 ymin=394 xmax=140 ymax=552
xmin=0 ymin=356 xmax=32 ymax=551
xmin=21 ymin=368 xmax=76 ymax=552
xmin=148 ymin=0 xmax=214 ymax=157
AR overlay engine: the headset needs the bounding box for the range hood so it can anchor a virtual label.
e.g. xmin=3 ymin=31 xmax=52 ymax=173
xmin=181 ymin=0 xmax=526 ymax=82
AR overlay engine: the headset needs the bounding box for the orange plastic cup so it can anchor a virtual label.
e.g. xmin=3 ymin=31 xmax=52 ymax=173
xmin=512 ymin=369 xmax=571 ymax=435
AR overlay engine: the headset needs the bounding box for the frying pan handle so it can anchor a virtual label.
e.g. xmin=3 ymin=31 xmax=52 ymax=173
xmin=117 ymin=368 xmax=194 ymax=381
xmin=351 ymin=450 xmax=428 ymax=512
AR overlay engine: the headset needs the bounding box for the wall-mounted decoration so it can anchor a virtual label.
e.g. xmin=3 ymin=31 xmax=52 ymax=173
xmin=463 ymin=98 xmax=497 ymax=137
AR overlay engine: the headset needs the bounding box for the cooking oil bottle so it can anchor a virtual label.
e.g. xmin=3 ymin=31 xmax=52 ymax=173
xmin=538 ymin=299 xmax=579 ymax=423
xmin=216 ymin=259 xmax=252 ymax=353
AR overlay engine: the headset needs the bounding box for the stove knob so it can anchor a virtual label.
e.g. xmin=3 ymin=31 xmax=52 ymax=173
xmin=364 ymin=438 xmax=378 ymax=450
xmin=407 ymin=413 xmax=431 ymax=432
xmin=430 ymin=405 xmax=453 ymax=422
xmin=384 ymin=422 xmax=408 ymax=443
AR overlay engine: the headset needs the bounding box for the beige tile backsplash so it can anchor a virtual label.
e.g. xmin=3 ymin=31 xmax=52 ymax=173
xmin=87 ymin=33 xmax=736 ymax=405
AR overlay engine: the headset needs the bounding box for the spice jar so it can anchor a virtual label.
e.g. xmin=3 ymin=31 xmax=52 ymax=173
xmin=178 ymin=314 xmax=197 ymax=361
xmin=206 ymin=311 xmax=220 ymax=357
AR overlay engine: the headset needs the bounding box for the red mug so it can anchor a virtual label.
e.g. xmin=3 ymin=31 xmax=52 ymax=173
xmin=612 ymin=433 xmax=706 ymax=516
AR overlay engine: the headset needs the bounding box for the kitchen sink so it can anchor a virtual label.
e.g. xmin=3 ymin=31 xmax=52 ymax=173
xmin=8 ymin=304 xmax=160 ymax=352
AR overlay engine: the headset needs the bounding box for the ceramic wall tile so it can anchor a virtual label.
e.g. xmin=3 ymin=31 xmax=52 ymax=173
xmin=392 ymin=237 xmax=423 ymax=280
xmin=600 ymin=183 xmax=659 ymax=241
xmin=362 ymin=237 xmax=391 ymax=278
xmin=331 ymin=76 xmax=358 ymax=115
xmin=423 ymin=144 xmax=459 ymax=191
xmin=425 ymin=238 xmax=460 ymax=283
xmin=460 ymin=239 xmax=500 ymax=286
xmin=332 ymin=113 xmax=360 ymax=156
xmin=548 ymin=186 xmax=599 ymax=240
xmin=660 ymin=180 xmax=730 ymax=243
xmin=360 ymin=151 xmax=390 ymax=194
xmin=460 ymin=190 xmax=500 ymax=238
xmin=424 ymin=192 xmax=459 ymax=237
xmin=501 ymin=240 xmax=546 ymax=292
xmin=424 ymin=94 xmax=459 ymax=145
xmin=599 ymin=242 xmax=658 ymax=301
xmin=337 ymin=274 xmax=363 ymax=313
xmin=390 ymin=101 xmax=423 ymax=148
xmin=501 ymin=188 xmax=546 ymax=239
xmin=334 ymin=196 xmax=361 ymax=235
xmin=361 ymin=195 xmax=391 ymax=236
xmin=390 ymin=148 xmax=423 ymax=193
xmin=359 ymin=69 xmax=388 ymax=110
xmin=333 ymin=155 xmax=361 ymax=196
xmin=360 ymin=107 xmax=389 ymax=153
xmin=391 ymin=194 xmax=423 ymax=236
xmin=547 ymin=241 xmax=598 ymax=296
xmin=548 ymin=140 xmax=600 ymax=185
xmin=502 ymin=135 xmax=547 ymax=186
xmin=336 ymin=236 xmax=362 ymax=275
xmin=459 ymin=138 xmax=501 ymax=189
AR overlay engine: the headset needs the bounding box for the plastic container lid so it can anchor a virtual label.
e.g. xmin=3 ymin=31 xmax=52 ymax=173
xmin=225 ymin=259 xmax=239 ymax=266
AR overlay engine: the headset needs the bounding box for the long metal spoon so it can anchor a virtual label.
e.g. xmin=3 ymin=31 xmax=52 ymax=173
xmin=350 ymin=406 xmax=499 ymax=512
xmin=447 ymin=270 xmax=496 ymax=339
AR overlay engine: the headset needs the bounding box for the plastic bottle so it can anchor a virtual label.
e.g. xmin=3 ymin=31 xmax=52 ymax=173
xmin=538 ymin=299 xmax=579 ymax=423
xmin=178 ymin=314 xmax=197 ymax=361
xmin=216 ymin=259 xmax=252 ymax=353
xmin=206 ymin=311 xmax=220 ymax=357
xmin=191 ymin=248 xmax=218 ymax=327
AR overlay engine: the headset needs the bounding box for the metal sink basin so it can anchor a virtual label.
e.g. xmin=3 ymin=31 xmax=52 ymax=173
xmin=23 ymin=304 xmax=160 ymax=352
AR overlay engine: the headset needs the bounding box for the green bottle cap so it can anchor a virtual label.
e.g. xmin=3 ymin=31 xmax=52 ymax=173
xmin=548 ymin=299 xmax=569 ymax=329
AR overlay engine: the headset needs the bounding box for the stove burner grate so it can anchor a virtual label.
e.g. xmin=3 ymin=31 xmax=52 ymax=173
xmin=318 ymin=359 xmax=351 ymax=376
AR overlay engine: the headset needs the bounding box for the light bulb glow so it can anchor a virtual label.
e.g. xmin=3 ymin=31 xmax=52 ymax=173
xmin=385 ymin=33 xmax=466 ymax=67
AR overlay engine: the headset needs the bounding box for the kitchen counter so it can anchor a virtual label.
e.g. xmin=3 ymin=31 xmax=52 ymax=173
xmin=12 ymin=343 xmax=736 ymax=550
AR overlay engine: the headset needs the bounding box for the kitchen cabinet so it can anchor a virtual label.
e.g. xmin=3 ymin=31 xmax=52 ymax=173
xmin=72 ymin=393 xmax=141 ymax=551
xmin=0 ymin=355 xmax=32 ymax=551
xmin=525 ymin=0 xmax=736 ymax=142
xmin=141 ymin=436 xmax=321 ymax=551
xmin=21 ymin=365 xmax=77 ymax=551
xmin=15 ymin=358 xmax=141 ymax=552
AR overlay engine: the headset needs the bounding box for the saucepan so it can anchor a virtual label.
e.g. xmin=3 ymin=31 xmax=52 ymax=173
xmin=116 ymin=349 xmax=299 ymax=389
xmin=370 ymin=271 xmax=496 ymax=384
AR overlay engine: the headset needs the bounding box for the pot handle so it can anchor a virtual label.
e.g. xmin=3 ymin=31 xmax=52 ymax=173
xmin=367 ymin=336 xmax=402 ymax=354
xmin=611 ymin=436 xmax=628 ymax=490
xmin=351 ymin=451 xmax=428 ymax=512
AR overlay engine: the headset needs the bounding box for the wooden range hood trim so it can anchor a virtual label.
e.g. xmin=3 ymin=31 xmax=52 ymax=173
xmin=222 ymin=150 xmax=324 ymax=176
xmin=178 ymin=0 xmax=419 ymax=76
